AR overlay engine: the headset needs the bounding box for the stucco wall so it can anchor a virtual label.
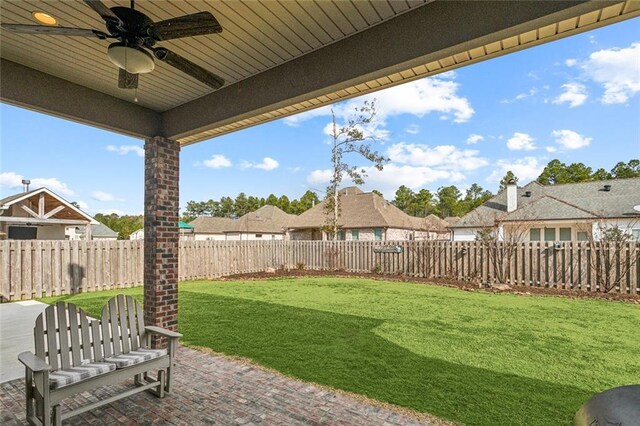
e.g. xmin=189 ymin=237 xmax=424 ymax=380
xmin=195 ymin=233 xmax=227 ymax=241
xmin=36 ymin=225 xmax=66 ymax=240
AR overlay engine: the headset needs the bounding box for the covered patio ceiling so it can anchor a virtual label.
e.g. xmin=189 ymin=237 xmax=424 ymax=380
xmin=1 ymin=1 xmax=638 ymax=146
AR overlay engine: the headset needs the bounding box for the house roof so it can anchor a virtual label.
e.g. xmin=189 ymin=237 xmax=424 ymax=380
xmin=288 ymin=187 xmax=448 ymax=232
xmin=190 ymin=216 xmax=236 ymax=234
xmin=453 ymin=178 xmax=640 ymax=228
xmin=91 ymin=222 xmax=118 ymax=238
xmin=444 ymin=216 xmax=460 ymax=227
xmin=0 ymin=187 xmax=93 ymax=223
xmin=230 ymin=205 xmax=295 ymax=234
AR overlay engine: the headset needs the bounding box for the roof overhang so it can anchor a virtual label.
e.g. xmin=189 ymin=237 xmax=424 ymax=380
xmin=2 ymin=1 xmax=638 ymax=145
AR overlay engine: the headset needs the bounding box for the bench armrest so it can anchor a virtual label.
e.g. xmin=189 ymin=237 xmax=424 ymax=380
xmin=145 ymin=326 xmax=182 ymax=339
xmin=18 ymin=351 xmax=50 ymax=372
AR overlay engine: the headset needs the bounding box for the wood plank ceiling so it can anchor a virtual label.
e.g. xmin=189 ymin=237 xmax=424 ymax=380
xmin=1 ymin=1 xmax=639 ymax=145
xmin=0 ymin=0 xmax=430 ymax=112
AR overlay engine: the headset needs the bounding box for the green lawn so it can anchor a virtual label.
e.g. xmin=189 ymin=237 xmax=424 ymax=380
xmin=43 ymin=277 xmax=640 ymax=426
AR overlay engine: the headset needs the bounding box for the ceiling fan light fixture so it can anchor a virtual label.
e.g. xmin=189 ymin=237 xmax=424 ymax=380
xmin=107 ymin=43 xmax=155 ymax=74
xmin=32 ymin=11 xmax=57 ymax=26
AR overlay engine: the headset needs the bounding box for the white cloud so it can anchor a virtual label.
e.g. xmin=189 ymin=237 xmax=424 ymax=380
xmin=289 ymin=166 xmax=302 ymax=173
xmin=582 ymin=42 xmax=640 ymax=104
xmin=307 ymin=169 xmax=332 ymax=186
xmin=405 ymin=124 xmax=420 ymax=135
xmin=553 ymin=83 xmax=587 ymax=107
xmin=283 ymin=73 xmax=474 ymax=129
xmin=546 ymin=146 xmax=557 ymax=153
xmin=487 ymin=157 xmax=544 ymax=183
xmin=76 ymin=200 xmax=90 ymax=211
xmin=506 ymin=132 xmax=536 ymax=151
xmin=466 ymin=134 xmax=484 ymax=145
xmin=565 ymin=58 xmax=577 ymax=67
xmin=0 ymin=172 xmax=23 ymax=189
xmin=91 ymin=191 xmax=124 ymax=202
xmin=106 ymin=144 xmax=144 ymax=157
xmin=306 ymin=164 xmax=464 ymax=198
xmin=202 ymin=154 xmax=232 ymax=169
xmin=0 ymin=172 xmax=75 ymax=196
xmin=551 ymin=129 xmax=592 ymax=150
xmin=387 ymin=143 xmax=488 ymax=171
xmin=93 ymin=208 xmax=127 ymax=216
xmin=241 ymin=157 xmax=279 ymax=171
xmin=500 ymin=87 xmax=538 ymax=104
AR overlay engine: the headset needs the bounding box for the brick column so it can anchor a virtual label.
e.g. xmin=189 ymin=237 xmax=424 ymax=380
xmin=144 ymin=136 xmax=180 ymax=334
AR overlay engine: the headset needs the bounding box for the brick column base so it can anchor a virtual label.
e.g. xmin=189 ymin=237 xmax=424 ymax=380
xmin=144 ymin=136 xmax=180 ymax=343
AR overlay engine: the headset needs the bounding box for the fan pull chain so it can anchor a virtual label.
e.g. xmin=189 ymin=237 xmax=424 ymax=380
xmin=134 ymin=88 xmax=138 ymax=103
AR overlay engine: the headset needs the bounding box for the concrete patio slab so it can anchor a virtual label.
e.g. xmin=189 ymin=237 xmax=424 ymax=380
xmin=1 ymin=345 xmax=448 ymax=425
xmin=0 ymin=300 xmax=48 ymax=383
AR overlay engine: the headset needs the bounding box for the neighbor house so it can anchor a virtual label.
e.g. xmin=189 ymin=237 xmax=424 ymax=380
xmin=451 ymin=178 xmax=640 ymax=242
xmin=190 ymin=205 xmax=294 ymax=241
xmin=288 ymin=187 xmax=449 ymax=241
xmin=66 ymin=222 xmax=119 ymax=240
xmin=0 ymin=186 xmax=93 ymax=240
xmin=130 ymin=221 xmax=195 ymax=240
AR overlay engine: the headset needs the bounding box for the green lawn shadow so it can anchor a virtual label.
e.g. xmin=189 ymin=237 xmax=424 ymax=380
xmin=179 ymin=290 xmax=591 ymax=426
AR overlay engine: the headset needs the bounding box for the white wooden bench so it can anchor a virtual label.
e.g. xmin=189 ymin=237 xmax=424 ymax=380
xmin=18 ymin=295 xmax=181 ymax=426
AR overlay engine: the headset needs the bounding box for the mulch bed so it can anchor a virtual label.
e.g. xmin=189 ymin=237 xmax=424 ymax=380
xmin=220 ymin=269 xmax=640 ymax=303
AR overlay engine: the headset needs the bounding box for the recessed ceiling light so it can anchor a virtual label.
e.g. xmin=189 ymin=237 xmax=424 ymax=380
xmin=32 ymin=11 xmax=57 ymax=26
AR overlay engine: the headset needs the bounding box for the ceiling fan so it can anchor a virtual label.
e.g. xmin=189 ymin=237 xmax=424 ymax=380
xmin=1 ymin=0 xmax=225 ymax=91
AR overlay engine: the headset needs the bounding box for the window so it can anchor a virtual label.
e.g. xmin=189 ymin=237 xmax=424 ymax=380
xmin=529 ymin=228 xmax=541 ymax=241
xmin=255 ymin=234 xmax=262 ymax=239
xmin=337 ymin=231 xmax=346 ymax=240
xmin=8 ymin=226 xmax=37 ymax=240
xmin=577 ymin=231 xmax=589 ymax=241
xmin=559 ymin=228 xmax=572 ymax=241
xmin=374 ymin=229 xmax=383 ymax=241
xmin=351 ymin=230 xmax=359 ymax=240
xmin=632 ymin=229 xmax=640 ymax=242
xmin=544 ymin=228 xmax=556 ymax=242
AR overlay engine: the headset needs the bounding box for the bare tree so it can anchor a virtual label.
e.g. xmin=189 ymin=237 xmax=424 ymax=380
xmin=474 ymin=218 xmax=531 ymax=285
xmin=579 ymin=220 xmax=640 ymax=293
xmin=324 ymin=100 xmax=388 ymax=240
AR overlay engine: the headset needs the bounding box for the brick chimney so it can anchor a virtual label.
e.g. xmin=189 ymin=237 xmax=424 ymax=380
xmin=507 ymin=179 xmax=517 ymax=212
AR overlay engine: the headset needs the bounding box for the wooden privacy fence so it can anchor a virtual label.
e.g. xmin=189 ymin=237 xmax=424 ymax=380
xmin=2 ymin=240 xmax=639 ymax=301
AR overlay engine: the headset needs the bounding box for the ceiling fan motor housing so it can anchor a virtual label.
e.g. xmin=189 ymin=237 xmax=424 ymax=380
xmin=107 ymin=42 xmax=155 ymax=74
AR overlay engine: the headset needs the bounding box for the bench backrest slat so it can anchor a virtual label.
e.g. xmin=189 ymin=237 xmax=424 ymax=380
xmin=100 ymin=295 xmax=146 ymax=353
xmin=117 ymin=294 xmax=130 ymax=354
xmin=107 ymin=298 xmax=122 ymax=355
xmin=101 ymin=308 xmax=113 ymax=358
xmin=127 ymin=296 xmax=140 ymax=350
xmin=45 ymin=306 xmax=59 ymax=370
xmin=68 ymin=303 xmax=82 ymax=366
xmin=135 ymin=298 xmax=146 ymax=347
xmin=91 ymin=319 xmax=104 ymax=361
xmin=34 ymin=315 xmax=45 ymax=361
xmin=80 ymin=311 xmax=92 ymax=361
xmin=56 ymin=301 xmax=71 ymax=369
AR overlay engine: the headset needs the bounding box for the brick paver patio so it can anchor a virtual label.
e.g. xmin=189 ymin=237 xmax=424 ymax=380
xmin=1 ymin=345 xmax=446 ymax=425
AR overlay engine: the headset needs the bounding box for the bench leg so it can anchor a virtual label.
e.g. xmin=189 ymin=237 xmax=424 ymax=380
xmin=25 ymin=368 xmax=35 ymax=419
xmin=42 ymin=391 xmax=51 ymax=426
xmin=165 ymin=365 xmax=173 ymax=393
xmin=53 ymin=405 xmax=61 ymax=426
xmin=158 ymin=369 xmax=166 ymax=399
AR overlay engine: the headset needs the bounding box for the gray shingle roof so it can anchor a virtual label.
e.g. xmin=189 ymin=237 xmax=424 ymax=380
xmin=288 ymin=187 xmax=448 ymax=232
xmin=190 ymin=216 xmax=236 ymax=234
xmin=91 ymin=222 xmax=118 ymax=238
xmin=190 ymin=205 xmax=295 ymax=235
xmin=230 ymin=205 xmax=295 ymax=233
xmin=453 ymin=178 xmax=640 ymax=228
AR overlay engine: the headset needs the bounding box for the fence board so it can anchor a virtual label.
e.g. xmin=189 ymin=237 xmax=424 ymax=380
xmin=0 ymin=239 xmax=638 ymax=301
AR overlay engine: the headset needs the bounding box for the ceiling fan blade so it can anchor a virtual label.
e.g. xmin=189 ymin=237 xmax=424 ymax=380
xmin=153 ymin=48 xmax=225 ymax=89
xmin=118 ymin=68 xmax=139 ymax=89
xmin=150 ymin=12 xmax=222 ymax=41
xmin=84 ymin=0 xmax=122 ymax=24
xmin=1 ymin=23 xmax=108 ymax=38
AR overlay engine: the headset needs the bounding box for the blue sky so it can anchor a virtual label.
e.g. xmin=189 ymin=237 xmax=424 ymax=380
xmin=1 ymin=18 xmax=639 ymax=216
